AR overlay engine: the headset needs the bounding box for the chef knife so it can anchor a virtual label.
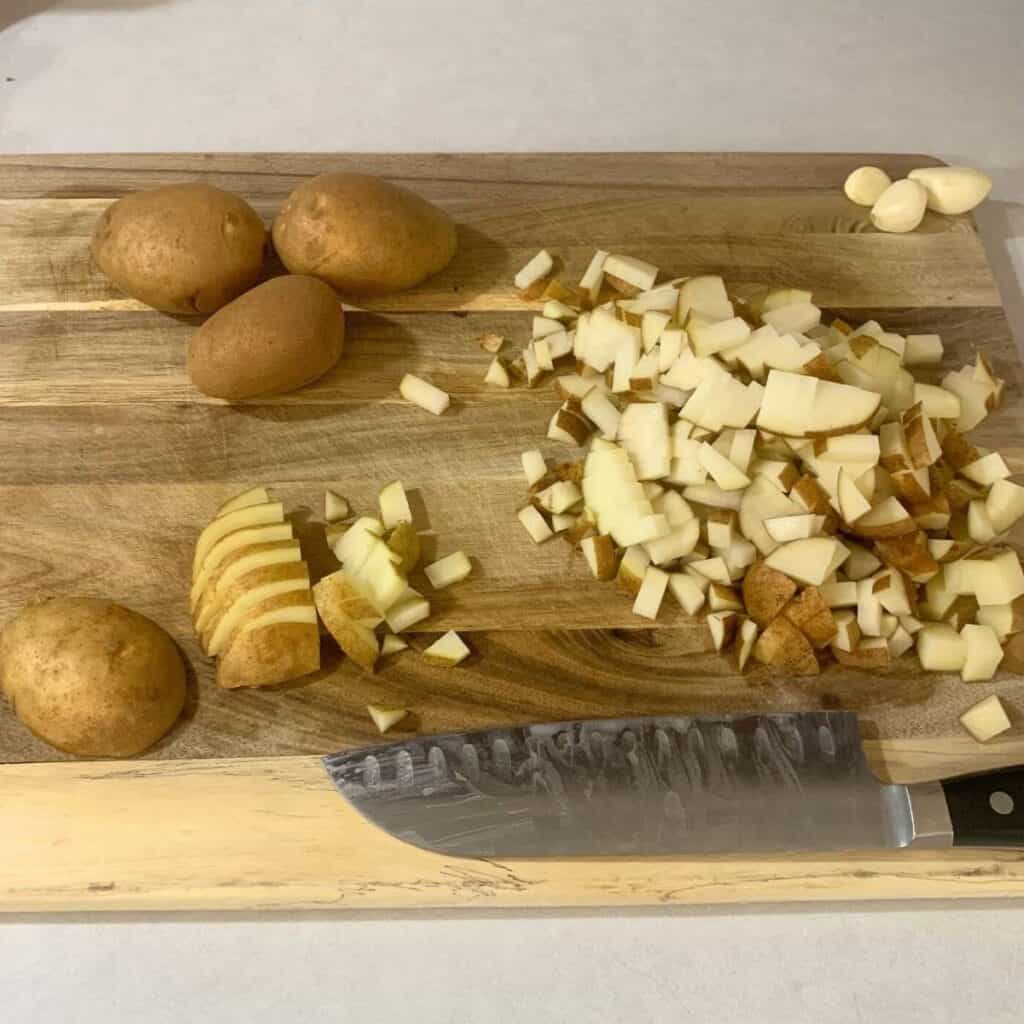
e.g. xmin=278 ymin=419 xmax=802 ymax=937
xmin=323 ymin=712 xmax=1024 ymax=856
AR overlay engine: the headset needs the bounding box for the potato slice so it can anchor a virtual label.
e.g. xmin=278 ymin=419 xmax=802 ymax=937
xmin=189 ymin=522 xmax=295 ymax=610
xmin=633 ymin=566 xmax=669 ymax=620
xmin=216 ymin=612 xmax=320 ymax=690
xmin=916 ymin=623 xmax=967 ymax=672
xmin=764 ymin=538 xmax=850 ymax=586
xmin=831 ymin=610 xmax=861 ymax=653
xmin=313 ymin=570 xmax=381 ymax=672
xmin=707 ymin=611 xmax=738 ymax=652
xmin=944 ymin=550 xmax=1024 ymax=605
xmin=192 ymin=539 xmax=302 ymax=628
xmin=325 ymin=489 xmax=350 ymax=523
xmin=986 ymin=480 xmax=1024 ymax=534
xmin=192 ymin=501 xmax=285 ymax=579
xmin=346 ymin=537 xmax=408 ymax=614
xmin=518 ymin=505 xmax=554 ymax=544
xmin=380 ymin=634 xmax=409 ymax=656
xmin=379 ymin=480 xmax=412 ymax=529
xmin=604 ymin=253 xmax=658 ymax=293
xmin=668 ymin=573 xmax=706 ymax=615
xmin=708 ymin=583 xmax=743 ymax=613
xmin=874 ymin=531 xmax=939 ymax=583
xmin=384 ymin=588 xmax=432 ymax=633
xmin=196 ymin=550 xmax=305 ymax=635
xmin=425 ymin=551 xmax=472 ymax=590
xmin=423 ymin=630 xmax=471 ymax=666
xmin=204 ymin=564 xmax=312 ymax=656
xmin=400 ymin=374 xmax=450 ymax=416
xmin=742 ymin=561 xmax=798 ymax=627
xmin=483 ymin=357 xmax=511 ymax=388
xmin=521 ymin=450 xmax=547 ymax=487
xmin=850 ymin=497 xmax=916 ymax=539
xmin=582 ymin=534 xmax=618 ymax=581
xmin=333 ymin=516 xmax=387 ymax=566
xmin=578 ymin=250 xmax=608 ymax=304
xmin=960 ymin=624 xmax=1004 ymax=682
xmin=367 ymin=706 xmax=409 ymax=734
xmin=617 ymin=545 xmax=651 ymax=596
xmin=752 ymin=617 xmax=819 ymax=676
xmin=782 ymin=587 xmax=837 ymax=649
xmin=386 ymin=521 xmax=421 ymax=575
xmin=960 ymin=694 xmax=1011 ymax=742
xmin=832 ymin=637 xmax=890 ymax=668
xmin=514 ymin=248 xmax=554 ymax=292
xmin=217 ymin=486 xmax=271 ymax=518
xmin=734 ymin=617 xmax=759 ymax=671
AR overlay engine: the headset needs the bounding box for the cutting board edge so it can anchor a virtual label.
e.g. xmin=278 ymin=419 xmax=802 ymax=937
xmin=4 ymin=740 xmax=1024 ymax=913
xmin=1 ymin=150 xmax=1020 ymax=911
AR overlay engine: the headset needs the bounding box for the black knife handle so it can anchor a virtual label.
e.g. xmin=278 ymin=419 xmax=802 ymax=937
xmin=942 ymin=768 xmax=1024 ymax=847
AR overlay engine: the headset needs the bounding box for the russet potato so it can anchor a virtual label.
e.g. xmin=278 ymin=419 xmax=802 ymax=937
xmin=92 ymin=183 xmax=266 ymax=313
xmin=272 ymin=172 xmax=457 ymax=295
xmin=187 ymin=275 xmax=344 ymax=400
xmin=0 ymin=597 xmax=185 ymax=757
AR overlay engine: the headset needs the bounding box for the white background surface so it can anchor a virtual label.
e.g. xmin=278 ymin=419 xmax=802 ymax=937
xmin=2 ymin=1 xmax=1024 ymax=1021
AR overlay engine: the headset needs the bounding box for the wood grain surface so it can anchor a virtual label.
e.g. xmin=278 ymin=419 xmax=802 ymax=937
xmin=5 ymin=751 xmax=1024 ymax=913
xmin=2 ymin=153 xmax=1023 ymax=911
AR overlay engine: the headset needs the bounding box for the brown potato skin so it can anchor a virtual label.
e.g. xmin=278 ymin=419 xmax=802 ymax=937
xmin=91 ymin=183 xmax=266 ymax=314
xmin=187 ymin=275 xmax=344 ymax=400
xmin=272 ymin=173 xmax=457 ymax=295
xmin=217 ymin=622 xmax=321 ymax=689
xmin=0 ymin=598 xmax=186 ymax=757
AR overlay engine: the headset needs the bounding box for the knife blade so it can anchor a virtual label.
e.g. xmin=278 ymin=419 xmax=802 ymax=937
xmin=323 ymin=712 xmax=1024 ymax=857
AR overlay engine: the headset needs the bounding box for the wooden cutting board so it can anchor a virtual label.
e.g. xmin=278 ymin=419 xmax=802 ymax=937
xmin=2 ymin=153 xmax=1024 ymax=912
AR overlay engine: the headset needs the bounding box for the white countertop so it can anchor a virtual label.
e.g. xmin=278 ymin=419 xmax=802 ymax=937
xmin=2 ymin=1 xmax=1023 ymax=1021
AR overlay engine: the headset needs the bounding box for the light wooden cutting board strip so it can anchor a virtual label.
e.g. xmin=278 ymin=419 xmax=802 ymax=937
xmin=4 ymin=747 xmax=1024 ymax=913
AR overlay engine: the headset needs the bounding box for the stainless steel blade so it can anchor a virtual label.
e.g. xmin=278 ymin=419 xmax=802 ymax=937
xmin=323 ymin=713 xmax=953 ymax=857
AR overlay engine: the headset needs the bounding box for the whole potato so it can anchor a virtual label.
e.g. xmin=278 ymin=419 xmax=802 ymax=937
xmin=187 ymin=275 xmax=344 ymax=399
xmin=0 ymin=598 xmax=186 ymax=757
xmin=272 ymin=173 xmax=457 ymax=295
xmin=92 ymin=183 xmax=266 ymax=314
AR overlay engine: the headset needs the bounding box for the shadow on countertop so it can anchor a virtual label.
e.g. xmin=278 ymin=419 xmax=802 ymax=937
xmin=974 ymin=194 xmax=1024 ymax=353
xmin=1 ymin=0 xmax=169 ymax=34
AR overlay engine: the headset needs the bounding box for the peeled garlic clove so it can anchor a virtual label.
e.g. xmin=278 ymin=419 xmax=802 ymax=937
xmin=907 ymin=165 xmax=992 ymax=215
xmin=843 ymin=166 xmax=892 ymax=207
xmin=870 ymin=179 xmax=928 ymax=233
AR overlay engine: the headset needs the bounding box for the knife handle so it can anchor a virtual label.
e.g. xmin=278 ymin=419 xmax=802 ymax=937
xmin=942 ymin=768 xmax=1024 ymax=847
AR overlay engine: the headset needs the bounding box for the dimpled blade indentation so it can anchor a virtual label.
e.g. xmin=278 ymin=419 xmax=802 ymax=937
xmin=323 ymin=712 xmax=909 ymax=857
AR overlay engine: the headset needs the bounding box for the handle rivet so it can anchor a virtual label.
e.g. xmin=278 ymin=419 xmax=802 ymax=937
xmin=989 ymin=791 xmax=1015 ymax=816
